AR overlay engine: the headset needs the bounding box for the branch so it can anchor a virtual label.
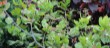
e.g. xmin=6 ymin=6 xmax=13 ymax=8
xmin=5 ymin=11 xmax=44 ymax=48
xmin=30 ymin=21 xmax=44 ymax=48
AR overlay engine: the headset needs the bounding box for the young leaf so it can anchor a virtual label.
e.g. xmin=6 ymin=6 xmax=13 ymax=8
xmin=5 ymin=17 xmax=13 ymax=24
xmin=56 ymin=19 xmax=68 ymax=30
xmin=62 ymin=36 xmax=69 ymax=44
xmin=75 ymin=42 xmax=83 ymax=48
xmin=79 ymin=36 xmax=86 ymax=46
xmin=11 ymin=8 xmax=21 ymax=16
xmin=95 ymin=42 xmax=101 ymax=48
xmin=12 ymin=0 xmax=22 ymax=5
xmin=0 ymin=12 xmax=6 ymax=19
xmin=4 ymin=3 xmax=10 ymax=10
xmin=20 ymin=32 xmax=27 ymax=40
xmin=102 ymin=45 xmax=109 ymax=48
xmin=38 ymin=0 xmax=54 ymax=12
xmin=16 ymin=17 xmax=21 ymax=25
xmin=41 ymin=19 xmax=48 ymax=28
xmin=69 ymin=27 xmax=79 ymax=37
xmin=99 ymin=16 xmax=109 ymax=29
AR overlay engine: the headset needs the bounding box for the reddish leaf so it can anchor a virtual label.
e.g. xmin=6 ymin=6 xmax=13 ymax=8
xmin=88 ymin=3 xmax=98 ymax=13
xmin=98 ymin=6 xmax=105 ymax=13
xmin=80 ymin=3 xmax=86 ymax=9
xmin=72 ymin=0 xmax=81 ymax=4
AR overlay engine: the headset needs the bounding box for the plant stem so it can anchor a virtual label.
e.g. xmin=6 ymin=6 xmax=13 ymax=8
xmin=5 ymin=11 xmax=44 ymax=48
xmin=5 ymin=11 xmax=31 ymax=35
xmin=30 ymin=19 xmax=44 ymax=48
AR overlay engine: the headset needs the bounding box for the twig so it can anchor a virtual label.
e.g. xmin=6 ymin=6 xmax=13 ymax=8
xmin=42 ymin=33 xmax=45 ymax=48
xmin=30 ymin=21 xmax=44 ymax=48
xmin=5 ymin=11 xmax=44 ymax=48
xmin=5 ymin=11 xmax=30 ymax=34
xmin=30 ymin=16 xmax=44 ymax=48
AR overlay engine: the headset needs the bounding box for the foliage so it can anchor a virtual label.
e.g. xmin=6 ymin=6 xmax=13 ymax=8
xmin=74 ymin=16 xmax=110 ymax=48
xmin=0 ymin=0 xmax=110 ymax=48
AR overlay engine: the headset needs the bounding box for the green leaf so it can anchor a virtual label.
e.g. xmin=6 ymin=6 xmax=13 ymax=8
xmin=7 ymin=25 xmax=21 ymax=36
xmin=21 ymin=8 xmax=31 ymax=15
xmin=102 ymin=45 xmax=109 ymax=48
xmin=21 ymin=16 xmax=29 ymax=24
xmin=27 ymin=42 xmax=35 ymax=48
xmin=7 ymin=25 xmax=14 ymax=34
xmin=47 ymin=32 xmax=55 ymax=41
xmin=79 ymin=17 xmax=90 ymax=27
xmin=92 ymin=34 xmax=100 ymax=42
xmin=62 ymin=36 xmax=69 ymax=44
xmin=55 ymin=35 xmax=61 ymax=45
xmin=74 ymin=20 xmax=79 ymax=26
xmin=13 ymin=27 xmax=21 ymax=36
xmin=41 ymin=19 xmax=48 ymax=28
xmin=101 ymin=35 xmax=110 ymax=44
xmin=7 ymin=40 xmax=17 ymax=45
xmin=21 ymin=3 xmax=27 ymax=8
xmin=59 ymin=0 xmax=70 ymax=10
xmin=69 ymin=27 xmax=79 ymax=37
xmin=99 ymin=17 xmax=103 ymax=26
xmin=74 ymin=16 xmax=91 ymax=28
xmin=65 ymin=0 xmax=71 ymax=6
xmin=34 ymin=33 xmax=42 ymax=40
xmin=79 ymin=36 xmax=86 ymax=46
xmin=56 ymin=19 xmax=68 ymax=30
xmin=0 ymin=29 xmax=3 ymax=36
xmin=37 ymin=10 xmax=46 ymax=16
xmin=20 ymin=32 xmax=27 ymax=40
xmin=75 ymin=42 xmax=83 ymax=48
xmin=7 ymin=40 xmax=23 ymax=46
xmin=96 ymin=42 xmax=101 ymax=48
xmin=12 ymin=0 xmax=22 ymax=5
xmin=11 ymin=8 xmax=21 ymax=16
xmin=5 ymin=17 xmax=13 ymax=24
xmin=16 ymin=17 xmax=21 ymax=25
xmin=0 ymin=8 xmax=4 ymax=13
xmin=4 ymin=3 xmax=10 ymax=10
xmin=38 ymin=0 xmax=54 ymax=12
xmin=0 ymin=12 xmax=6 ymax=19
xmin=0 ymin=22 xmax=5 ymax=28
xmin=99 ymin=16 xmax=110 ymax=28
